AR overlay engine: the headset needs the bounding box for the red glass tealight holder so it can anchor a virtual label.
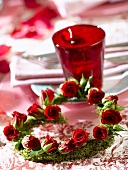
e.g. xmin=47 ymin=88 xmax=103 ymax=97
xmin=52 ymin=24 xmax=105 ymax=89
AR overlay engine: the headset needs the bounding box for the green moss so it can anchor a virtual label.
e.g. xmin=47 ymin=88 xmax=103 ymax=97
xmin=19 ymin=136 xmax=114 ymax=163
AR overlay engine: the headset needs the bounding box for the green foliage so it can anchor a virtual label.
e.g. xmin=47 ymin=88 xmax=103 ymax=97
xmin=52 ymin=94 xmax=68 ymax=105
xmin=19 ymin=136 xmax=114 ymax=163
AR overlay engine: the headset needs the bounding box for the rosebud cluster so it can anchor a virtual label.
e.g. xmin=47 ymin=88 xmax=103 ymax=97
xmin=39 ymin=75 xmax=92 ymax=105
xmin=3 ymin=102 xmax=66 ymax=143
xmin=3 ymin=75 xmax=125 ymax=162
xmin=87 ymin=88 xmax=123 ymax=139
xmin=39 ymin=128 xmax=89 ymax=154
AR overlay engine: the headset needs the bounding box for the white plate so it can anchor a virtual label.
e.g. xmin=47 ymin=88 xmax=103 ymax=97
xmin=31 ymin=84 xmax=88 ymax=104
xmin=31 ymin=84 xmax=59 ymax=96
xmin=31 ymin=76 xmax=122 ymax=97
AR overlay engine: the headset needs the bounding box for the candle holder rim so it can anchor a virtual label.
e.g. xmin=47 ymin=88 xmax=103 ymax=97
xmin=52 ymin=24 xmax=105 ymax=49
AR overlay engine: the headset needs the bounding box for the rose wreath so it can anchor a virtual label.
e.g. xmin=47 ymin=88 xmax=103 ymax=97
xmin=3 ymin=75 xmax=126 ymax=163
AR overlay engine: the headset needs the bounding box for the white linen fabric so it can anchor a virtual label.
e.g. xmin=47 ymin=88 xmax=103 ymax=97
xmin=10 ymin=55 xmax=128 ymax=87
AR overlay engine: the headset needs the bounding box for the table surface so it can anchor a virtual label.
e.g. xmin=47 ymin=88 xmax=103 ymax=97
xmin=0 ymin=1 xmax=128 ymax=170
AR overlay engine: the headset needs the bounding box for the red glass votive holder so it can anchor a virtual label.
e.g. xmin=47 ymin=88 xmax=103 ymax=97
xmin=52 ymin=24 xmax=105 ymax=89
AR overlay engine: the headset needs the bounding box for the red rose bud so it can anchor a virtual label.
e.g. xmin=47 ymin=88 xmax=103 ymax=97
xmin=61 ymin=81 xmax=79 ymax=98
xmin=22 ymin=135 xmax=41 ymax=150
xmin=101 ymin=109 xmax=122 ymax=125
xmin=59 ymin=138 xmax=76 ymax=154
xmin=3 ymin=125 xmax=19 ymax=141
xmin=41 ymin=89 xmax=55 ymax=104
xmin=43 ymin=135 xmax=58 ymax=153
xmin=72 ymin=129 xmax=89 ymax=146
xmin=27 ymin=103 xmax=43 ymax=118
xmin=104 ymin=95 xmax=118 ymax=105
xmin=44 ymin=105 xmax=61 ymax=121
xmin=87 ymin=88 xmax=105 ymax=104
xmin=12 ymin=111 xmax=27 ymax=127
xmin=93 ymin=125 xmax=108 ymax=140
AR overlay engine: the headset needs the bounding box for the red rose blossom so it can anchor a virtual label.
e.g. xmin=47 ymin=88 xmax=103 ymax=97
xmin=12 ymin=111 xmax=27 ymax=127
xmin=41 ymin=89 xmax=55 ymax=104
xmin=93 ymin=125 xmax=108 ymax=140
xmin=72 ymin=129 xmax=89 ymax=146
xmin=101 ymin=109 xmax=122 ymax=125
xmin=61 ymin=81 xmax=79 ymax=98
xmin=105 ymin=95 xmax=118 ymax=104
xmin=27 ymin=103 xmax=43 ymax=117
xmin=59 ymin=138 xmax=76 ymax=153
xmin=22 ymin=135 xmax=41 ymax=150
xmin=44 ymin=105 xmax=61 ymax=121
xmin=43 ymin=135 xmax=58 ymax=153
xmin=87 ymin=88 xmax=105 ymax=104
xmin=3 ymin=125 xmax=19 ymax=141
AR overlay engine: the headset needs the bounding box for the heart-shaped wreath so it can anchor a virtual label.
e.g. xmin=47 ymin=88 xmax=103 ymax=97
xmin=3 ymin=75 xmax=125 ymax=163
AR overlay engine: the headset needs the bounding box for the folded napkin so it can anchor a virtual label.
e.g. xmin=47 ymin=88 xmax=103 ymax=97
xmin=104 ymin=60 xmax=128 ymax=77
xmin=10 ymin=55 xmax=128 ymax=87
xmin=10 ymin=56 xmax=65 ymax=87
xmin=52 ymin=0 xmax=106 ymax=18
xmin=52 ymin=0 xmax=128 ymax=18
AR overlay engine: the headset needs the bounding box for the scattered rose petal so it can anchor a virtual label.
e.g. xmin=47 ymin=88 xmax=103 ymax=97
xmin=0 ymin=45 xmax=11 ymax=57
xmin=0 ymin=60 xmax=10 ymax=73
xmin=24 ymin=0 xmax=42 ymax=9
xmin=11 ymin=7 xmax=59 ymax=39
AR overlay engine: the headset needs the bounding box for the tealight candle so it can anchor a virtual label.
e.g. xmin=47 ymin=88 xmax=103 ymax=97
xmin=52 ymin=24 xmax=105 ymax=88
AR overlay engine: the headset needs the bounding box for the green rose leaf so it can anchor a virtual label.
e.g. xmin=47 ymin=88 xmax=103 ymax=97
xmin=68 ymin=77 xmax=79 ymax=84
xmin=53 ymin=94 xmax=68 ymax=105
xmin=84 ymin=76 xmax=92 ymax=93
xmin=102 ymin=100 xmax=115 ymax=110
xmin=80 ymin=74 xmax=87 ymax=90
xmin=26 ymin=116 xmax=36 ymax=123
xmin=28 ymin=150 xmax=39 ymax=157
xmin=113 ymin=124 xmax=127 ymax=131
xmin=43 ymin=143 xmax=53 ymax=152
xmin=115 ymin=104 xmax=124 ymax=111
xmin=13 ymin=140 xmax=21 ymax=151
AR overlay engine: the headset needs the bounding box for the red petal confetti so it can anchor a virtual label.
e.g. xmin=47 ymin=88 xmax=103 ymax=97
xmin=11 ymin=7 xmax=59 ymax=39
xmin=24 ymin=0 xmax=42 ymax=9
xmin=0 ymin=60 xmax=10 ymax=73
xmin=0 ymin=45 xmax=11 ymax=57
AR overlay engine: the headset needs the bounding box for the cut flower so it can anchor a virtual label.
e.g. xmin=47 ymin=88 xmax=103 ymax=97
xmin=3 ymin=75 xmax=126 ymax=163
xmin=93 ymin=125 xmax=108 ymax=140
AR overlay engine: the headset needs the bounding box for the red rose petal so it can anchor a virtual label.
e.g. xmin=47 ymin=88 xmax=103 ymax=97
xmin=24 ymin=0 xmax=42 ymax=9
xmin=0 ymin=60 xmax=10 ymax=73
